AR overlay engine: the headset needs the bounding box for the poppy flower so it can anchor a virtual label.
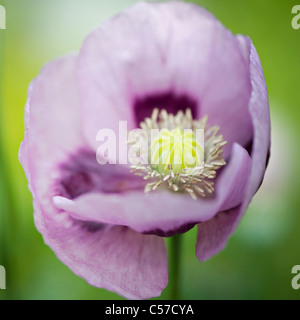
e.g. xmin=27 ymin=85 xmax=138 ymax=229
xmin=19 ymin=1 xmax=270 ymax=299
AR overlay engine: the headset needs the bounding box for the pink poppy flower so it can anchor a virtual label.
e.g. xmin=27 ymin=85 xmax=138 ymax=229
xmin=19 ymin=1 xmax=270 ymax=299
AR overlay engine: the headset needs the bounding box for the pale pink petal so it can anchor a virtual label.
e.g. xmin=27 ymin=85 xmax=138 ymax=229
xmin=38 ymin=214 xmax=168 ymax=300
xmin=196 ymin=37 xmax=270 ymax=262
xmin=243 ymin=38 xmax=271 ymax=203
xmin=53 ymin=143 xmax=251 ymax=236
xmin=19 ymin=56 xmax=167 ymax=299
xmin=19 ymin=54 xmax=85 ymax=216
xmin=196 ymin=207 xmax=241 ymax=261
xmin=78 ymin=2 xmax=252 ymax=157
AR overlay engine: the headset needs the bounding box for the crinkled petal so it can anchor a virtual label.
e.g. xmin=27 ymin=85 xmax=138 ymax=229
xmin=19 ymin=55 xmax=86 ymax=208
xmin=242 ymin=37 xmax=271 ymax=203
xmin=196 ymin=37 xmax=270 ymax=262
xmin=19 ymin=56 xmax=167 ymax=299
xmin=78 ymin=1 xmax=252 ymax=157
xmin=53 ymin=143 xmax=251 ymax=235
xmin=196 ymin=206 xmax=241 ymax=261
xmin=39 ymin=214 xmax=168 ymax=300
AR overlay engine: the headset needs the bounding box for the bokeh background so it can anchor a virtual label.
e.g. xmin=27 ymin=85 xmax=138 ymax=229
xmin=1 ymin=0 xmax=300 ymax=300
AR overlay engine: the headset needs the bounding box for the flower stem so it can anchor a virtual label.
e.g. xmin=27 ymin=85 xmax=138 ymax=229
xmin=169 ymin=234 xmax=182 ymax=300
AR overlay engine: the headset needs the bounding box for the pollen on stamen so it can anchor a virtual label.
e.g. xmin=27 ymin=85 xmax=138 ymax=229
xmin=129 ymin=108 xmax=227 ymax=200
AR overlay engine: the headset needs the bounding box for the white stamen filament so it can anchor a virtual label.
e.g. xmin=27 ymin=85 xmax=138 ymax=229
xmin=129 ymin=108 xmax=227 ymax=199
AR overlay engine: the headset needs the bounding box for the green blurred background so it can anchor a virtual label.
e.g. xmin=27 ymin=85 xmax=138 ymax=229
xmin=1 ymin=0 xmax=300 ymax=300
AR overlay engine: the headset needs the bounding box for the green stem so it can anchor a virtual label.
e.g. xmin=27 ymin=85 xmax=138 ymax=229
xmin=169 ymin=234 xmax=182 ymax=300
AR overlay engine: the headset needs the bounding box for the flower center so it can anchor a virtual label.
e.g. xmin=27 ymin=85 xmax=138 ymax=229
xmin=129 ymin=108 xmax=227 ymax=199
xmin=150 ymin=128 xmax=204 ymax=174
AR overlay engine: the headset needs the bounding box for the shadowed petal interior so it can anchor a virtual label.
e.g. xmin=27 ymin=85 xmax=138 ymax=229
xmin=56 ymin=149 xmax=146 ymax=199
xmin=53 ymin=143 xmax=251 ymax=236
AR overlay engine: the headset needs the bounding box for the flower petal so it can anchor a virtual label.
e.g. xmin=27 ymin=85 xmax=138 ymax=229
xmin=78 ymin=2 xmax=252 ymax=157
xmin=19 ymin=56 xmax=168 ymax=299
xmin=57 ymin=150 xmax=146 ymax=200
xmin=242 ymin=37 xmax=271 ymax=202
xmin=195 ymin=37 xmax=270 ymax=262
xmin=53 ymin=143 xmax=251 ymax=236
xmin=38 ymin=214 xmax=168 ymax=300
xmin=19 ymin=54 xmax=86 ymax=211
xmin=196 ymin=207 xmax=241 ymax=261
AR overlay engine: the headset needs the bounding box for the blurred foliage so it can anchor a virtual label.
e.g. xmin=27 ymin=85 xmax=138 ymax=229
xmin=0 ymin=0 xmax=300 ymax=300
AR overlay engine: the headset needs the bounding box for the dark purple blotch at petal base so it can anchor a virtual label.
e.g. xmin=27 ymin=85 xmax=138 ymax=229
xmin=144 ymin=222 xmax=197 ymax=237
xmin=134 ymin=92 xmax=198 ymax=125
xmin=78 ymin=220 xmax=108 ymax=233
xmin=56 ymin=149 xmax=146 ymax=200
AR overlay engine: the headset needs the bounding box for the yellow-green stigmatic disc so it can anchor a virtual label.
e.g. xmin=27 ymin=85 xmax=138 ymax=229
xmin=150 ymin=128 xmax=204 ymax=174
